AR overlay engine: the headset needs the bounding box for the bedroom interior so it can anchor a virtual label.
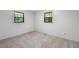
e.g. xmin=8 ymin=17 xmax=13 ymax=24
xmin=0 ymin=10 xmax=79 ymax=48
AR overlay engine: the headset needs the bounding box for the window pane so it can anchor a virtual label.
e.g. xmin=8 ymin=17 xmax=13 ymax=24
xmin=20 ymin=14 xmax=23 ymax=17
xmin=14 ymin=12 xmax=24 ymax=23
xmin=49 ymin=13 xmax=52 ymax=17
xmin=44 ymin=12 xmax=52 ymax=23
xmin=45 ymin=13 xmax=50 ymax=17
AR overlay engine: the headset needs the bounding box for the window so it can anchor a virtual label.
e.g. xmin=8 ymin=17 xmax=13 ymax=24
xmin=14 ymin=11 xmax=24 ymax=23
xmin=44 ymin=12 xmax=52 ymax=23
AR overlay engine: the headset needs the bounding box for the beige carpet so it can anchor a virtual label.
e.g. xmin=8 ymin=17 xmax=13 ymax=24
xmin=0 ymin=31 xmax=79 ymax=48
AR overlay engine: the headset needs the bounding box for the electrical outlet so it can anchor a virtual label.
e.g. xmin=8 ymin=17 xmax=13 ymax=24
xmin=64 ymin=33 xmax=66 ymax=35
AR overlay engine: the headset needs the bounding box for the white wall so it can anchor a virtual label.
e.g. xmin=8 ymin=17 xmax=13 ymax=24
xmin=0 ymin=10 xmax=34 ymax=40
xmin=35 ymin=10 xmax=79 ymax=42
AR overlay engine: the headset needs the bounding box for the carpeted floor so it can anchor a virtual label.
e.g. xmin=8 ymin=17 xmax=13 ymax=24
xmin=0 ymin=31 xmax=79 ymax=48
